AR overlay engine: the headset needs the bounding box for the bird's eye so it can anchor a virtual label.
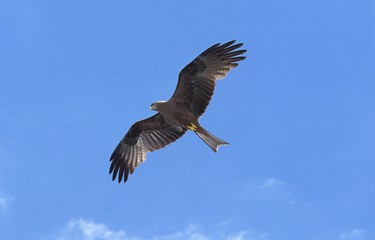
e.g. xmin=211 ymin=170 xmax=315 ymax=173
xmin=150 ymin=103 xmax=154 ymax=107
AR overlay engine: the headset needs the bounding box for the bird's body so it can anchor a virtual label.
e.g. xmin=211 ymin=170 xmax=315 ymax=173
xmin=151 ymin=101 xmax=198 ymax=129
xmin=110 ymin=40 xmax=246 ymax=183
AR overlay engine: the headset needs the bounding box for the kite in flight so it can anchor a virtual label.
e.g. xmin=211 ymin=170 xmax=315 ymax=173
xmin=110 ymin=40 xmax=246 ymax=183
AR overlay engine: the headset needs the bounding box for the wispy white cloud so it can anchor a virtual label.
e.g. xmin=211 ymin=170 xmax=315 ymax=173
xmin=0 ymin=192 xmax=13 ymax=213
xmin=53 ymin=219 xmax=131 ymax=240
xmin=0 ymin=196 xmax=7 ymax=210
xmin=237 ymin=177 xmax=315 ymax=216
xmin=338 ymin=228 xmax=366 ymax=240
xmin=51 ymin=219 xmax=265 ymax=240
xmin=236 ymin=177 xmax=289 ymax=201
xmin=0 ymin=147 xmax=13 ymax=213
xmin=153 ymin=225 xmax=266 ymax=240
xmin=152 ymin=224 xmax=209 ymax=240
xmin=258 ymin=178 xmax=284 ymax=189
xmin=237 ymin=177 xmax=285 ymax=196
xmin=225 ymin=230 xmax=267 ymax=240
xmin=0 ymin=195 xmax=9 ymax=211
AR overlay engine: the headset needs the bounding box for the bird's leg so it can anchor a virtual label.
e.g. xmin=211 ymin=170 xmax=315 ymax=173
xmin=187 ymin=123 xmax=198 ymax=131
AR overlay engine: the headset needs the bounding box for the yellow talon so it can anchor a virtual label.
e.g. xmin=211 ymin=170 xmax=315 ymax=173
xmin=187 ymin=123 xmax=198 ymax=131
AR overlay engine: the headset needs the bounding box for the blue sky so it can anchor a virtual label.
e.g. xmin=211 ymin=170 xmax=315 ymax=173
xmin=0 ymin=0 xmax=374 ymax=239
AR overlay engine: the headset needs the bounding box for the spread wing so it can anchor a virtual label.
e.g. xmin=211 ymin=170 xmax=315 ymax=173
xmin=109 ymin=113 xmax=187 ymax=183
xmin=169 ymin=40 xmax=246 ymax=118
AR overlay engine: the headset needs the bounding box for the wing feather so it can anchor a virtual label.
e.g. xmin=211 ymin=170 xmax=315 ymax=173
xmin=109 ymin=113 xmax=187 ymax=183
xmin=170 ymin=40 xmax=246 ymax=117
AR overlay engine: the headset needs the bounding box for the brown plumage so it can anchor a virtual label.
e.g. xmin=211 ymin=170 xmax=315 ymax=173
xmin=110 ymin=40 xmax=246 ymax=183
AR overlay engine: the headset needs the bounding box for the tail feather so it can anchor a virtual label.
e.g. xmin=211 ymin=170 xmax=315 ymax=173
xmin=195 ymin=127 xmax=229 ymax=152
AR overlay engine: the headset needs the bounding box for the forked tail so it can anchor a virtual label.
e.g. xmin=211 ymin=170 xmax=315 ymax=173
xmin=195 ymin=127 xmax=229 ymax=152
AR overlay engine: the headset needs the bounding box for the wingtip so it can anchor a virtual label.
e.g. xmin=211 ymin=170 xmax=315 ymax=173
xmin=226 ymin=40 xmax=237 ymax=45
xmin=224 ymin=40 xmax=244 ymax=47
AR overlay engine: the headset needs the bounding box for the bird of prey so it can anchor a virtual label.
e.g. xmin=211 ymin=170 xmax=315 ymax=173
xmin=110 ymin=40 xmax=246 ymax=183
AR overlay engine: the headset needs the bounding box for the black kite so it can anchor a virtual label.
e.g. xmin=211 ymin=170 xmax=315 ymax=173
xmin=110 ymin=40 xmax=246 ymax=183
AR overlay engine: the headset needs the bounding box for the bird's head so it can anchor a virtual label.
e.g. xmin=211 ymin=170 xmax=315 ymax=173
xmin=150 ymin=101 xmax=166 ymax=111
xmin=150 ymin=102 xmax=157 ymax=111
